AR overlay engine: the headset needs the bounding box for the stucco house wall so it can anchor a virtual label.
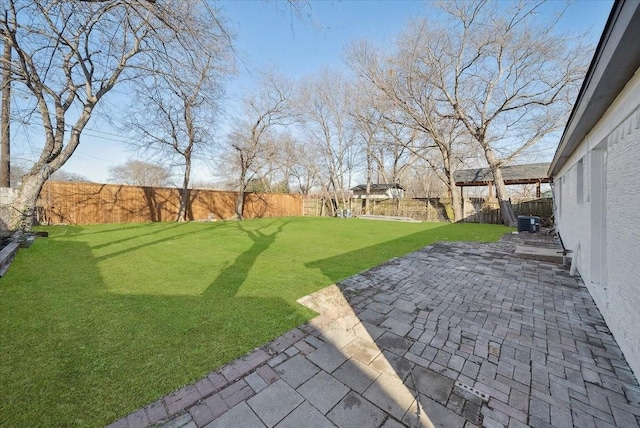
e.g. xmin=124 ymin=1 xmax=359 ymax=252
xmin=551 ymin=0 xmax=640 ymax=377
xmin=554 ymin=70 xmax=640 ymax=377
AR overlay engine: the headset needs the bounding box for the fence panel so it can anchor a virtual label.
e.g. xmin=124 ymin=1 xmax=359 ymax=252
xmin=461 ymin=198 xmax=553 ymax=224
xmin=33 ymin=183 xmax=549 ymax=226
xmin=305 ymin=196 xmax=553 ymax=225
xmin=35 ymin=182 xmax=302 ymax=225
xmin=355 ymin=199 xmax=449 ymax=222
xmin=302 ymin=197 xmax=324 ymax=217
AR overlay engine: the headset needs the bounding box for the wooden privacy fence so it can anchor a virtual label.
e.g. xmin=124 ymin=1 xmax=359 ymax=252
xmin=36 ymin=181 xmax=303 ymax=225
xmin=32 ymin=182 xmax=550 ymax=226
xmin=348 ymin=198 xmax=450 ymax=222
xmin=461 ymin=198 xmax=554 ymax=225
xmin=305 ymin=196 xmax=553 ymax=225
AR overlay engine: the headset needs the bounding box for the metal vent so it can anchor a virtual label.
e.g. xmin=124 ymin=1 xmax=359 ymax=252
xmin=489 ymin=345 xmax=500 ymax=357
xmin=455 ymin=381 xmax=490 ymax=402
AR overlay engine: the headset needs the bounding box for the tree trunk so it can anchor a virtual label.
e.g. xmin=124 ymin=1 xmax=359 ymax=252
xmin=442 ymin=146 xmax=462 ymax=222
xmin=176 ymin=187 xmax=189 ymax=222
xmin=365 ymin=183 xmax=371 ymax=215
xmin=11 ymin=172 xmax=46 ymax=231
xmin=339 ymin=184 xmax=347 ymax=214
xmin=483 ymin=146 xmax=517 ymax=226
xmin=491 ymin=166 xmax=517 ymax=226
xmin=449 ymin=183 xmax=462 ymax=222
xmin=176 ymin=158 xmax=191 ymax=222
xmin=1 ymin=41 xmax=10 ymax=188
xmin=235 ymin=187 xmax=245 ymax=220
xmin=325 ymin=180 xmax=336 ymax=217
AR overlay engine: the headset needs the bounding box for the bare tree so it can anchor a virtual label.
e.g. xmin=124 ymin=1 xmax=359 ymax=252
xmin=297 ymin=70 xmax=358 ymax=216
xmin=403 ymin=159 xmax=447 ymax=199
xmin=0 ymin=0 xmax=229 ymax=230
xmin=375 ymin=115 xmax=417 ymax=186
xmin=50 ymin=170 xmax=90 ymax=183
xmin=108 ymin=159 xmax=172 ymax=187
xmin=128 ymin=43 xmax=232 ymax=221
xmin=349 ymin=83 xmax=384 ymax=215
xmin=349 ymin=85 xmax=415 ymax=215
xmin=408 ymin=1 xmax=590 ymax=226
xmin=0 ymin=39 xmax=10 ymax=187
xmin=253 ymin=131 xmax=313 ymax=194
xmin=224 ymin=73 xmax=295 ymax=220
xmin=348 ymin=41 xmax=473 ymax=222
xmin=276 ymin=133 xmax=319 ymax=195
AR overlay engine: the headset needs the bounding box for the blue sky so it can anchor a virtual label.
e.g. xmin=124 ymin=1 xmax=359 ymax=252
xmin=49 ymin=0 xmax=614 ymax=184
xmin=221 ymin=0 xmax=433 ymax=100
xmin=221 ymin=0 xmax=613 ymax=100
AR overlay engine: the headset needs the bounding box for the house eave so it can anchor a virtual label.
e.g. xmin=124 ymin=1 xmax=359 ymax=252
xmin=549 ymin=0 xmax=640 ymax=177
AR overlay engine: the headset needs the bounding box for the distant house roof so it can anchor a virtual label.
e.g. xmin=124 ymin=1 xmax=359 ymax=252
xmin=351 ymin=183 xmax=405 ymax=192
xmin=454 ymin=163 xmax=551 ymax=186
xmin=549 ymin=0 xmax=640 ymax=176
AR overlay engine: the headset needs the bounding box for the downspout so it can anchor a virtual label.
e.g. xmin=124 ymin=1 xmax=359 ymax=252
xmin=555 ymin=230 xmax=575 ymax=273
xmin=550 ymin=178 xmax=578 ymax=274
xmin=570 ymin=243 xmax=580 ymax=277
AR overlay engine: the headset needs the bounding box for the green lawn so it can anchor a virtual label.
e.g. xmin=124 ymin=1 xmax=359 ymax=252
xmin=0 ymin=217 xmax=510 ymax=426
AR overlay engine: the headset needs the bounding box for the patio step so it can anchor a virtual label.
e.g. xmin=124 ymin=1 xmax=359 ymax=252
xmin=514 ymin=245 xmax=566 ymax=264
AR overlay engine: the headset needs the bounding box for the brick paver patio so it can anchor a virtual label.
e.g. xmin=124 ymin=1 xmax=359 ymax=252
xmin=108 ymin=233 xmax=640 ymax=427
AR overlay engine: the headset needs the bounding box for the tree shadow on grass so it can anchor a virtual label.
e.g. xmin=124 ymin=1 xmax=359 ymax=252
xmin=3 ymin=221 xmax=510 ymax=426
xmin=304 ymin=222 xmax=452 ymax=282
xmin=304 ymin=222 xmax=510 ymax=283
xmin=90 ymin=222 xmax=188 ymax=250
xmin=0 ymin=221 xmax=313 ymax=427
xmin=202 ymin=219 xmax=289 ymax=298
xmin=92 ymin=223 xmax=214 ymax=263
xmin=43 ymin=222 xmax=157 ymax=238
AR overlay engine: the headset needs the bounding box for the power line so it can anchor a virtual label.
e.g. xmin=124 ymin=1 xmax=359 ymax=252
xmin=81 ymin=130 xmax=133 ymax=144
xmin=84 ymin=127 xmax=132 ymax=139
xmin=72 ymin=151 xmax=121 ymax=164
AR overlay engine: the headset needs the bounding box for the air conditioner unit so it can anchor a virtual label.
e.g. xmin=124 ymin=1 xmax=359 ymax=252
xmin=517 ymin=215 xmax=540 ymax=233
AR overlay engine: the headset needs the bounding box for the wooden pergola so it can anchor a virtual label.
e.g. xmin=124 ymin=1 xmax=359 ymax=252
xmin=454 ymin=163 xmax=551 ymax=198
